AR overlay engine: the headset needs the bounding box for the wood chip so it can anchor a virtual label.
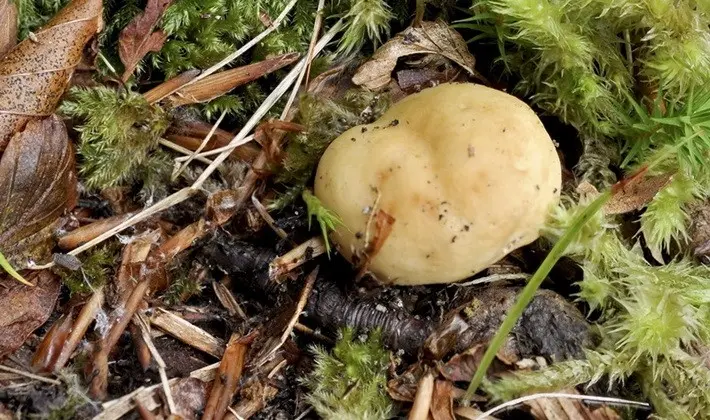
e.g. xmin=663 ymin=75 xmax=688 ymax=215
xmin=150 ymin=308 xmax=225 ymax=358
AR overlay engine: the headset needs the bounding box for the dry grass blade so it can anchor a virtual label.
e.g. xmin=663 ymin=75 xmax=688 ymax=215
xmin=268 ymin=236 xmax=326 ymax=281
xmin=255 ymin=267 xmax=317 ymax=367
xmin=0 ymin=0 xmax=17 ymax=57
xmin=159 ymin=138 xmax=214 ymax=165
xmin=213 ymin=280 xmax=247 ymax=320
xmin=172 ymin=110 xmax=227 ymax=180
xmin=169 ymin=53 xmax=300 ymax=106
xmin=252 ymin=193 xmax=290 ymax=241
xmin=151 ymin=308 xmax=225 ymax=358
xmin=473 ymin=393 xmax=649 ymax=420
xmin=58 ymin=214 xmax=134 ymax=251
xmin=282 ymin=0 xmax=326 ymax=115
xmin=0 ymin=0 xmax=103 ymax=150
xmin=0 ymin=364 xmax=60 ymax=385
xmin=143 ymin=69 xmax=200 ymax=104
xmin=134 ymin=312 xmax=177 ymax=415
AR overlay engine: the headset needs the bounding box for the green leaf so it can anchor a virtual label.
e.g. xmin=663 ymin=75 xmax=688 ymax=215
xmin=0 ymin=250 xmax=32 ymax=286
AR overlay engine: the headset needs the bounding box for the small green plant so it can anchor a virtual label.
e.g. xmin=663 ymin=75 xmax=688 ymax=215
xmin=302 ymin=189 xmax=344 ymax=256
xmin=162 ymin=268 xmax=205 ymax=305
xmin=56 ymin=244 xmax=118 ymax=296
xmin=303 ymin=328 xmax=393 ymax=420
xmin=0 ymin=249 xmax=31 ymax=285
xmin=59 ymin=86 xmax=171 ymax=191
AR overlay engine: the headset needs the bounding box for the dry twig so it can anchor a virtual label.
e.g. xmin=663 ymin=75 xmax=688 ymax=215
xmin=150 ymin=308 xmax=225 ymax=358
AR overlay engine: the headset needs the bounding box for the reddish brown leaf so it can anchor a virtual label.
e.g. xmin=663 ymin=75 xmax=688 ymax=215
xmin=206 ymin=190 xmax=240 ymax=226
xmin=0 ymin=116 xmax=78 ymax=268
xmin=606 ymin=170 xmax=672 ymax=215
xmin=168 ymin=53 xmax=300 ymax=106
xmin=0 ymin=270 xmax=61 ymax=357
xmin=0 ymin=0 xmax=103 ymax=151
xmin=437 ymin=345 xmax=485 ymax=382
xmin=0 ymin=0 xmax=18 ymax=58
xmin=431 ymin=380 xmax=456 ymax=420
xmin=31 ymin=310 xmax=74 ymax=372
xmin=118 ymin=0 xmax=173 ymax=82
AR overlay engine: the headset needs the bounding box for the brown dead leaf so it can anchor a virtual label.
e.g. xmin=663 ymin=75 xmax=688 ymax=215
xmin=206 ymin=190 xmax=241 ymax=226
xmin=168 ymin=52 xmax=300 ymax=106
xmin=352 ymin=20 xmax=476 ymax=91
xmin=118 ymin=0 xmax=173 ymax=82
xmin=605 ymin=172 xmax=672 ymax=215
xmin=437 ymin=345 xmax=486 ymax=382
xmin=0 ymin=270 xmax=61 ymax=357
xmin=0 ymin=116 xmax=77 ymax=268
xmin=0 ymin=0 xmax=17 ymax=58
xmin=431 ymin=380 xmax=456 ymax=420
xmin=0 ymin=0 xmax=103 ymax=151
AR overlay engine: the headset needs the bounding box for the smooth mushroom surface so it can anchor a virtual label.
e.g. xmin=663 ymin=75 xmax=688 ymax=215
xmin=314 ymin=82 xmax=562 ymax=286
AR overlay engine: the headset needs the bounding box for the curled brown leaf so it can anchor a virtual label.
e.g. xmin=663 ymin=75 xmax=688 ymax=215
xmin=119 ymin=0 xmax=173 ymax=82
xmin=0 ymin=0 xmax=103 ymax=150
xmin=352 ymin=20 xmax=477 ymax=91
xmin=0 ymin=116 xmax=78 ymax=268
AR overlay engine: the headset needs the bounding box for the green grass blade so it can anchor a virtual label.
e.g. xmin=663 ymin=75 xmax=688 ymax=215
xmin=0 ymin=251 xmax=33 ymax=286
xmin=463 ymin=190 xmax=611 ymax=401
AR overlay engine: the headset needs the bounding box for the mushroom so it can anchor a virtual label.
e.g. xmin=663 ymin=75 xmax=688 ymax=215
xmin=313 ymin=82 xmax=562 ymax=286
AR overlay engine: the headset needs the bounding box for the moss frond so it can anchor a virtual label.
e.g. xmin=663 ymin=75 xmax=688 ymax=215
xmin=482 ymin=358 xmax=597 ymax=402
xmin=60 ymin=86 xmax=171 ymax=190
xmin=639 ymin=175 xmax=698 ymax=259
xmin=337 ymin=0 xmax=394 ymax=56
xmin=302 ymin=189 xmax=344 ymax=256
xmin=55 ymin=244 xmax=119 ymax=296
xmin=303 ymin=328 xmax=393 ymax=420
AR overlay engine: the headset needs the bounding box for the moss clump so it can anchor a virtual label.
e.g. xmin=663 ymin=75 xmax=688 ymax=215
xmin=60 ymin=86 xmax=171 ymax=191
xmin=303 ymin=328 xmax=393 ymax=420
xmin=55 ymin=244 xmax=119 ymax=296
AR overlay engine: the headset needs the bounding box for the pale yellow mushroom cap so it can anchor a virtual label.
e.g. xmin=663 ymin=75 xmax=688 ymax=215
xmin=314 ymin=82 xmax=562 ymax=285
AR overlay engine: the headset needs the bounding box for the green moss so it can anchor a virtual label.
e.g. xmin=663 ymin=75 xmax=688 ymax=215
xmin=303 ymin=328 xmax=393 ymax=420
xmin=59 ymin=86 xmax=171 ymax=191
xmin=56 ymin=244 xmax=119 ymax=296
